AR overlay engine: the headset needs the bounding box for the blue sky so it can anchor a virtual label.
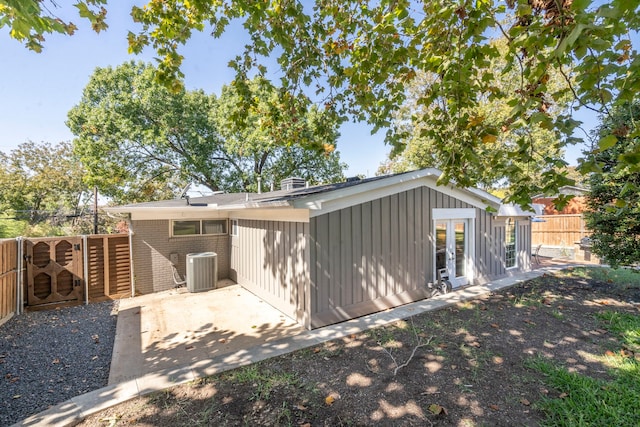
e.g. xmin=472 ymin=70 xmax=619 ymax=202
xmin=1 ymin=2 xmax=590 ymax=179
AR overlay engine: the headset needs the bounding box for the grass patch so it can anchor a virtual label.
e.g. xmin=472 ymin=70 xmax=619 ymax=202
xmin=224 ymin=364 xmax=299 ymax=401
xmin=596 ymin=311 xmax=640 ymax=353
xmin=526 ymin=308 xmax=640 ymax=426
xmin=525 ymin=355 xmax=640 ymax=427
xmin=558 ymin=266 xmax=640 ymax=289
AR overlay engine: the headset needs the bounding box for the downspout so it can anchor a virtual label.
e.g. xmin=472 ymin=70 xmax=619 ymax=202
xmin=83 ymin=235 xmax=89 ymax=305
xmin=16 ymin=237 xmax=23 ymax=315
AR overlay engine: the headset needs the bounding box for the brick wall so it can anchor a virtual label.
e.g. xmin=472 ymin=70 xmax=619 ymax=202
xmin=131 ymin=220 xmax=230 ymax=294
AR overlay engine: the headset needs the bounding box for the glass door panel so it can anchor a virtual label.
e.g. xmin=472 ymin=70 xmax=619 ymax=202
xmin=454 ymin=222 xmax=466 ymax=279
xmin=434 ymin=219 xmax=469 ymax=287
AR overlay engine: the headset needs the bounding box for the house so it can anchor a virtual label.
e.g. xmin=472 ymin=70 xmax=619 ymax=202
xmin=106 ymin=168 xmax=533 ymax=329
xmin=532 ymin=185 xmax=588 ymax=215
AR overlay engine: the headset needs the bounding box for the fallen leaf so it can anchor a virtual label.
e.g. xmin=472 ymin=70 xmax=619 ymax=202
xmin=12 ymin=395 xmax=21 ymax=399
xmin=300 ymin=424 xmax=311 ymax=427
xmin=542 ymin=298 xmax=552 ymax=305
xmin=605 ymin=350 xmax=615 ymax=356
xmin=295 ymin=404 xmax=308 ymax=411
xmin=437 ymin=343 xmax=448 ymax=349
xmin=490 ymin=323 xmax=499 ymax=328
xmin=218 ymin=339 xmax=226 ymax=344
xmin=559 ymin=392 xmax=568 ymax=399
xmin=468 ymin=341 xmax=481 ymax=348
xmin=428 ymin=403 xmax=448 ymax=415
xmin=52 ymin=358 xmax=60 ymax=364
xmin=313 ymin=348 xmax=321 ymax=353
xmin=185 ymin=345 xmax=194 ymax=350
xmin=325 ymin=395 xmax=335 ymax=406
xmin=489 ymin=404 xmax=499 ymax=411
xmin=520 ymin=398 xmax=531 ymax=406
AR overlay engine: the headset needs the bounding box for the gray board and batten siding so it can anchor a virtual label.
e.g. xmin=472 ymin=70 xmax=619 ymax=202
xmin=230 ymin=219 xmax=310 ymax=326
xmin=228 ymin=185 xmax=531 ymax=330
xmin=308 ymin=186 xmax=530 ymax=329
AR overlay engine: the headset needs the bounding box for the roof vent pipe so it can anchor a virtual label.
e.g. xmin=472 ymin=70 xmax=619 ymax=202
xmin=257 ymin=176 xmax=262 ymax=194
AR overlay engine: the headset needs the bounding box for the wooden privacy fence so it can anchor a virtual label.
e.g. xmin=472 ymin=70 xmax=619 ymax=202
xmin=0 ymin=239 xmax=18 ymax=326
xmin=0 ymin=234 xmax=131 ymax=318
xmin=26 ymin=234 xmax=132 ymax=308
xmin=532 ymin=214 xmax=590 ymax=247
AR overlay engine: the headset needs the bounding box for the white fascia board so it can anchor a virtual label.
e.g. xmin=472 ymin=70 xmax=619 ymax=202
xmin=126 ymin=207 xmax=230 ymax=221
xmin=294 ymin=169 xmax=500 ymax=217
xmin=227 ymin=208 xmax=309 ymax=222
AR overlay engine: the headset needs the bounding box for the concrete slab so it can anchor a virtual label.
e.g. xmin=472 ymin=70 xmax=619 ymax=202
xmin=108 ymin=280 xmax=304 ymax=384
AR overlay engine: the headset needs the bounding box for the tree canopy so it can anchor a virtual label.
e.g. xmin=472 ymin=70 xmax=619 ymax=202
xmin=584 ymin=101 xmax=640 ymax=267
xmin=67 ymin=62 xmax=345 ymax=203
xmin=4 ymin=1 xmax=640 ymax=207
xmin=378 ymin=36 xmax=573 ymax=196
xmin=0 ymin=141 xmax=91 ymax=235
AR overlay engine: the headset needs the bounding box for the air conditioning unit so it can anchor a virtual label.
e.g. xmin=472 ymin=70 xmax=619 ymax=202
xmin=186 ymin=252 xmax=217 ymax=292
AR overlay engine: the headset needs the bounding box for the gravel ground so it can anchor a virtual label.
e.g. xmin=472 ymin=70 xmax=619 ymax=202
xmin=0 ymin=301 xmax=118 ymax=426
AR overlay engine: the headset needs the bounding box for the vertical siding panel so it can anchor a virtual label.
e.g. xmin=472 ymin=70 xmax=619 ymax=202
xmin=362 ymin=202 xmax=373 ymax=302
xmin=414 ymin=188 xmax=423 ymax=285
xmin=406 ymin=190 xmax=415 ymax=288
xmin=428 ymin=187 xmax=437 ymax=283
xmin=389 ymin=194 xmax=398 ymax=295
xmin=340 ymin=208 xmax=353 ymax=306
xmin=328 ymin=211 xmax=341 ymax=309
xmin=317 ymin=215 xmax=329 ymax=313
xmin=352 ymin=204 xmax=363 ymax=304
xmin=399 ymin=192 xmax=408 ymax=291
xmin=310 ymin=218 xmax=318 ymax=315
xmin=371 ymin=198 xmax=382 ymax=299
xmin=371 ymin=199 xmax=386 ymax=298
xmin=381 ymin=196 xmax=391 ymax=296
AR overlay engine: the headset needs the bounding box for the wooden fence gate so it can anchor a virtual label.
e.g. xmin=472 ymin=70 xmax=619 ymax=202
xmin=25 ymin=237 xmax=84 ymax=307
xmin=24 ymin=234 xmax=131 ymax=309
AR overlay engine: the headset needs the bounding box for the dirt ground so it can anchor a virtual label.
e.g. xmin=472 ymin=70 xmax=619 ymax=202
xmin=79 ymin=268 xmax=639 ymax=426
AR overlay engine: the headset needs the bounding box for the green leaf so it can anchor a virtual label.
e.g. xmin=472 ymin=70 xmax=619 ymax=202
xmin=598 ymin=135 xmax=617 ymax=150
xmin=571 ymin=0 xmax=592 ymax=11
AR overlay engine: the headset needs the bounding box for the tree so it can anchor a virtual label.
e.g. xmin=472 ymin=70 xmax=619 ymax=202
xmin=67 ymin=62 xmax=345 ymax=203
xmin=6 ymin=1 xmax=640 ymax=207
xmin=380 ymin=37 xmax=573 ymax=196
xmin=0 ymin=141 xmax=91 ymax=230
xmin=584 ymin=101 xmax=640 ymax=267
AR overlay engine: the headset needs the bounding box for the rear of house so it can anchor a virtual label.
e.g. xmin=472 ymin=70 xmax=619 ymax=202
xmin=108 ymin=168 xmax=532 ymax=329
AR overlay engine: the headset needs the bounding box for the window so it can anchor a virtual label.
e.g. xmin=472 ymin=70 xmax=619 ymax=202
xmin=172 ymin=219 xmax=227 ymax=237
xmin=505 ymin=218 xmax=517 ymax=268
xmin=230 ymin=219 xmax=239 ymax=236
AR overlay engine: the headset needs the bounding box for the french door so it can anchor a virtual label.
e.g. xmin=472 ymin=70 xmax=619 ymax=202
xmin=435 ymin=219 xmax=470 ymax=287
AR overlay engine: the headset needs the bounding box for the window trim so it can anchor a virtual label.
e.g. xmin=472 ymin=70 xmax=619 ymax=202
xmin=505 ymin=218 xmax=517 ymax=269
xmin=230 ymin=219 xmax=239 ymax=237
xmin=171 ymin=219 xmax=228 ymax=237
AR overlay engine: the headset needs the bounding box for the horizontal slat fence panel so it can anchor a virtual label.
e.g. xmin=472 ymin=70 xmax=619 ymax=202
xmin=87 ymin=234 xmax=131 ymax=301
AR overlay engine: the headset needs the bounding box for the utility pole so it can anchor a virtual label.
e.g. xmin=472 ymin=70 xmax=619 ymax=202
xmin=93 ymin=186 xmax=98 ymax=235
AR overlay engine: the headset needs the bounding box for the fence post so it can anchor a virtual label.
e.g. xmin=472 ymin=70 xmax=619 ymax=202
xmin=16 ymin=237 xmax=23 ymax=315
xmin=129 ymin=227 xmax=135 ymax=297
xmin=83 ymin=235 xmax=89 ymax=305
